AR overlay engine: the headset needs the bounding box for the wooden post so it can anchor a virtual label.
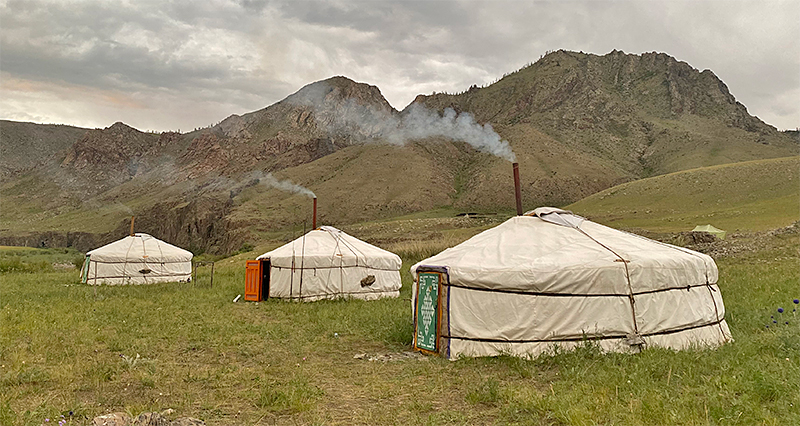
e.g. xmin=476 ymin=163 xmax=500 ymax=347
xmin=129 ymin=216 xmax=136 ymax=236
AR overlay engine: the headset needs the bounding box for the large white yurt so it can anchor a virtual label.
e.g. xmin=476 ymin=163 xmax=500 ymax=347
xmin=251 ymin=226 xmax=401 ymax=301
xmin=410 ymin=207 xmax=732 ymax=360
xmin=81 ymin=233 xmax=193 ymax=285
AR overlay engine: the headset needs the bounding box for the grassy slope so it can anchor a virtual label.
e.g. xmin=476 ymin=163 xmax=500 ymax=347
xmin=567 ymin=156 xmax=800 ymax=232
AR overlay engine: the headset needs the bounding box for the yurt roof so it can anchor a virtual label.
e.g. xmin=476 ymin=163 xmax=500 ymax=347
xmin=87 ymin=233 xmax=193 ymax=263
xmin=411 ymin=208 xmax=717 ymax=295
xmin=257 ymin=226 xmax=401 ymax=270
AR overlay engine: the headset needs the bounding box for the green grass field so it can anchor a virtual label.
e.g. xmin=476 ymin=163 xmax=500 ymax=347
xmin=1 ymin=215 xmax=798 ymax=425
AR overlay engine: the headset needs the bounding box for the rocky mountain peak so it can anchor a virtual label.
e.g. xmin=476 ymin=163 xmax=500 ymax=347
xmin=106 ymin=121 xmax=137 ymax=132
xmin=272 ymin=76 xmax=397 ymax=142
xmin=414 ymin=50 xmax=776 ymax=136
xmin=60 ymin=121 xmax=163 ymax=187
xmin=284 ymin=76 xmax=395 ymax=114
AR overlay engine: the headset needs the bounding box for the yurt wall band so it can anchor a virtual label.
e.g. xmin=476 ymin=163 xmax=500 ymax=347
xmin=410 ymin=208 xmax=732 ymax=360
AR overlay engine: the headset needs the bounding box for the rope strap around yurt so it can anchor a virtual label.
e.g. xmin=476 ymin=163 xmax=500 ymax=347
xmin=614 ymin=227 xmax=726 ymax=337
xmin=573 ymin=227 xmax=642 ymax=346
xmin=323 ymin=228 xmax=368 ymax=296
xmin=299 ymin=230 xmax=307 ymax=298
xmin=324 ymin=229 xmax=344 ymax=295
xmin=141 ymin=235 xmax=149 ymax=284
xmin=123 ymin=236 xmax=136 ymax=284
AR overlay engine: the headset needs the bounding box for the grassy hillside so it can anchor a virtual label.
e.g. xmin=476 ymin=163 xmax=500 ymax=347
xmin=568 ymin=156 xmax=800 ymax=232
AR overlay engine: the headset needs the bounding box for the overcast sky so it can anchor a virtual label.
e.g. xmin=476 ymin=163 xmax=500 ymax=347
xmin=1 ymin=0 xmax=798 ymax=132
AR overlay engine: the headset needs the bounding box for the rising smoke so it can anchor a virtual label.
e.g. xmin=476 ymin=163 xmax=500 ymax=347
xmin=289 ymin=82 xmax=517 ymax=162
xmin=255 ymin=172 xmax=316 ymax=198
xmin=384 ymin=104 xmax=516 ymax=162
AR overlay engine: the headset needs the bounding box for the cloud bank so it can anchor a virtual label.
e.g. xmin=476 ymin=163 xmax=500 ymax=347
xmin=1 ymin=0 xmax=797 ymax=130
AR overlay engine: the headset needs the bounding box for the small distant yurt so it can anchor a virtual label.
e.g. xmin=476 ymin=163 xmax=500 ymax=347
xmin=410 ymin=208 xmax=732 ymax=360
xmin=692 ymin=224 xmax=727 ymax=240
xmin=81 ymin=233 xmax=193 ymax=285
xmin=247 ymin=226 xmax=401 ymax=301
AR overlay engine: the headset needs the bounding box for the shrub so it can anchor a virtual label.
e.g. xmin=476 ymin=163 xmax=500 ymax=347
xmin=0 ymin=257 xmax=53 ymax=273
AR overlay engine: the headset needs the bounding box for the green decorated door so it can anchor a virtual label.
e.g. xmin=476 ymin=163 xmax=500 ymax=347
xmin=414 ymin=272 xmax=441 ymax=353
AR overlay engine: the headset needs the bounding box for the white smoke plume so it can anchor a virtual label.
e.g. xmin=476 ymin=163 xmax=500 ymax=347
xmin=384 ymin=104 xmax=516 ymax=162
xmin=290 ymin=84 xmax=517 ymax=162
xmin=257 ymin=172 xmax=316 ymax=198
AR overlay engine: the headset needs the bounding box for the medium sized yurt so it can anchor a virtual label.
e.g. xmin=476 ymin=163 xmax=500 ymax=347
xmin=81 ymin=233 xmax=193 ymax=285
xmin=410 ymin=207 xmax=732 ymax=360
xmin=246 ymin=226 xmax=401 ymax=301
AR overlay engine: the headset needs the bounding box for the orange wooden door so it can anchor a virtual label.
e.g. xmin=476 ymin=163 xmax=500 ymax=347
xmin=245 ymin=260 xmax=262 ymax=301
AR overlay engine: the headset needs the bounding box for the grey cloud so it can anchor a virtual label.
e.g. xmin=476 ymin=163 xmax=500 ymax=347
xmin=0 ymin=0 xmax=797 ymax=131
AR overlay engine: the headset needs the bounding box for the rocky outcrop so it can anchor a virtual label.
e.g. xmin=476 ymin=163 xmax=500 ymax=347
xmin=179 ymin=133 xmax=231 ymax=179
xmin=0 ymin=196 xmax=245 ymax=255
xmin=169 ymin=419 xmax=206 ymax=426
xmin=108 ymin=196 xmax=247 ymax=255
xmin=93 ymin=413 xmax=131 ymax=426
xmin=91 ymin=412 xmax=204 ymax=426
xmin=0 ymin=120 xmax=88 ymax=179
xmin=132 ymin=413 xmax=169 ymax=426
xmin=60 ymin=122 xmax=174 ymax=188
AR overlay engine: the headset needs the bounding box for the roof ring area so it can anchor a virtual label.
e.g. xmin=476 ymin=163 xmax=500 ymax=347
xmin=523 ymin=207 xmax=585 ymax=228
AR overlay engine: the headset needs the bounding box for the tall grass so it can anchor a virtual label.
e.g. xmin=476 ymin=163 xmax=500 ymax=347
xmin=385 ymin=233 xmax=468 ymax=265
xmin=0 ymin=247 xmax=83 ymax=274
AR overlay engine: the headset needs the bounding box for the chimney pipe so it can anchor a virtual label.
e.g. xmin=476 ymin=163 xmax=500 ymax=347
xmin=312 ymin=197 xmax=317 ymax=229
xmin=129 ymin=216 xmax=136 ymax=236
xmin=512 ymin=163 xmax=523 ymax=216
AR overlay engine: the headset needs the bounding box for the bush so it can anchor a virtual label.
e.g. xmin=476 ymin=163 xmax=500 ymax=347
xmin=72 ymin=256 xmax=86 ymax=271
xmin=0 ymin=257 xmax=53 ymax=274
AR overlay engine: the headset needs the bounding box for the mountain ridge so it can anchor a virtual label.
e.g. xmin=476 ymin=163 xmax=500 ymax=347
xmin=1 ymin=49 xmax=796 ymax=253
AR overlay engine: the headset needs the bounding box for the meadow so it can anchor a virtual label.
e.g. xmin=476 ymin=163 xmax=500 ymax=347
xmin=568 ymin=156 xmax=800 ymax=233
xmin=1 ymin=215 xmax=799 ymax=425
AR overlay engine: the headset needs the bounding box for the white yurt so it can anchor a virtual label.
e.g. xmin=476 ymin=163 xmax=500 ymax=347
xmin=254 ymin=226 xmax=401 ymax=301
xmin=81 ymin=233 xmax=193 ymax=285
xmin=410 ymin=207 xmax=732 ymax=360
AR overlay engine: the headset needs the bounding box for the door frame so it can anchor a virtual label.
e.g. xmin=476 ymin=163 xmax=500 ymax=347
xmin=261 ymin=259 xmax=270 ymax=299
xmin=413 ymin=267 xmax=447 ymax=355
